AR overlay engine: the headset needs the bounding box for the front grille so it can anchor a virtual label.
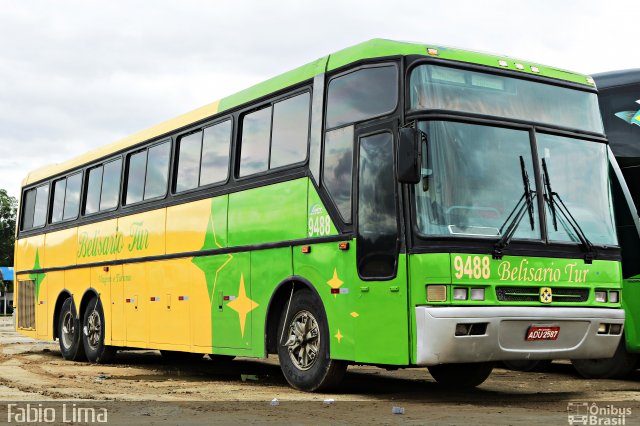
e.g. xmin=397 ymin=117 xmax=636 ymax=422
xmin=17 ymin=280 xmax=35 ymax=329
xmin=496 ymin=286 xmax=589 ymax=303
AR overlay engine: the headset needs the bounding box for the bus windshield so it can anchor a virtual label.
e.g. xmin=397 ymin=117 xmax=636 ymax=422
xmin=414 ymin=121 xmax=618 ymax=246
xmin=410 ymin=65 xmax=603 ymax=134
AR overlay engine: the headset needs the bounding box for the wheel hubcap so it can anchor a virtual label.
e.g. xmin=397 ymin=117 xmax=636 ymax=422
xmin=84 ymin=310 xmax=101 ymax=349
xmin=283 ymin=310 xmax=320 ymax=371
xmin=61 ymin=311 xmax=75 ymax=349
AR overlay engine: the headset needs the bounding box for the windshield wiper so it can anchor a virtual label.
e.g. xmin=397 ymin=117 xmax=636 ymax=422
xmin=493 ymin=156 xmax=536 ymax=259
xmin=541 ymin=158 xmax=595 ymax=264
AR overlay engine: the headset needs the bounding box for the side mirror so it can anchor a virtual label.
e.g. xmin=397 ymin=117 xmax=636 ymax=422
xmin=397 ymin=127 xmax=424 ymax=184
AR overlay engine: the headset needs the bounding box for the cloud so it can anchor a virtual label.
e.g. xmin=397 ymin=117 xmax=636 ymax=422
xmin=0 ymin=0 xmax=637 ymax=197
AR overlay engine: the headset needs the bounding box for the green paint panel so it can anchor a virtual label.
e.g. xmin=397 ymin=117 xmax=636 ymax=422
xmin=293 ymin=240 xmax=357 ymax=362
xmin=210 ymin=252 xmax=253 ymax=352
xmin=622 ymin=279 xmax=640 ymax=352
xmin=30 ymin=249 xmax=46 ymax=300
xmin=306 ymin=181 xmax=338 ymax=238
xmin=248 ymin=247 xmax=293 ymax=357
xmin=353 ymin=255 xmax=410 ymax=365
xmin=228 ymin=178 xmax=308 ymax=247
xmin=408 ymin=253 xmax=622 ymax=363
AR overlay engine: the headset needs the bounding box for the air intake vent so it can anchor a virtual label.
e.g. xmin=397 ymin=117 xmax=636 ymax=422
xmin=17 ymin=280 xmax=35 ymax=329
xmin=496 ymin=286 xmax=589 ymax=302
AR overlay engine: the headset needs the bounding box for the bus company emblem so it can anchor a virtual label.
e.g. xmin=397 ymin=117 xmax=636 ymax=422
xmin=309 ymin=204 xmax=323 ymax=215
xmin=539 ymin=287 xmax=552 ymax=304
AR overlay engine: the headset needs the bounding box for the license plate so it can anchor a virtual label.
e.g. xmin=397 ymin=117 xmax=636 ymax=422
xmin=526 ymin=326 xmax=560 ymax=341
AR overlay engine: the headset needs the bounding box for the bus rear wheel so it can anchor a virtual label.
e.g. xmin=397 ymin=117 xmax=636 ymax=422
xmin=82 ymin=296 xmax=116 ymax=363
xmin=428 ymin=362 xmax=494 ymax=388
xmin=277 ymin=289 xmax=346 ymax=392
xmin=571 ymin=338 xmax=638 ymax=379
xmin=58 ymin=297 xmax=86 ymax=361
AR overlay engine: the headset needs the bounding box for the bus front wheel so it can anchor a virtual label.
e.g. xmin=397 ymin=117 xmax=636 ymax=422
xmin=428 ymin=362 xmax=494 ymax=388
xmin=571 ymin=338 xmax=638 ymax=379
xmin=277 ymin=289 xmax=346 ymax=392
xmin=81 ymin=296 xmax=116 ymax=364
xmin=58 ymin=297 xmax=86 ymax=361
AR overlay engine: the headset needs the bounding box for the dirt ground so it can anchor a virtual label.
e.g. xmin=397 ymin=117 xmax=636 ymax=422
xmin=0 ymin=317 xmax=638 ymax=425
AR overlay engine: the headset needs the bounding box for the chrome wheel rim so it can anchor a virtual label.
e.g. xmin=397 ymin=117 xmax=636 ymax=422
xmin=85 ymin=310 xmax=101 ymax=350
xmin=61 ymin=310 xmax=76 ymax=349
xmin=283 ymin=310 xmax=320 ymax=371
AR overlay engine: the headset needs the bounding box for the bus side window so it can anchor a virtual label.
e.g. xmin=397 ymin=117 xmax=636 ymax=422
xmin=200 ymin=120 xmax=231 ymax=185
xmin=32 ymin=184 xmax=49 ymax=228
xmin=125 ymin=141 xmax=170 ymax=205
xmin=239 ymin=92 xmax=310 ymax=178
xmin=51 ymin=172 xmax=82 ymax=223
xmin=239 ymin=106 xmax=271 ymax=177
xmin=323 ymin=126 xmax=354 ymax=222
xmin=20 ymin=188 xmax=37 ymax=230
xmin=270 ymin=93 xmax=310 ymax=168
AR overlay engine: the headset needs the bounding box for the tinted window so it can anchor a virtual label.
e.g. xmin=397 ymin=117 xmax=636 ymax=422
xmin=21 ymin=188 xmax=37 ymax=230
xmin=176 ymin=132 xmax=202 ymax=192
xmin=144 ymin=142 xmax=170 ymax=199
xmin=51 ymin=179 xmax=66 ymax=223
xmin=32 ymin=184 xmax=49 ymax=228
xmin=270 ymin=93 xmax=310 ymax=168
xmin=410 ymin=65 xmax=603 ymax=134
xmin=85 ymin=166 xmax=103 ymax=215
xmin=358 ymin=132 xmax=398 ymax=278
xmin=240 ymin=107 xmax=271 ymax=176
xmin=200 ymin=121 xmax=231 ymax=185
xmin=126 ymin=151 xmax=147 ymax=204
xmin=63 ymin=173 xmax=82 ymax=220
xmin=323 ymin=126 xmax=354 ymax=221
xmin=326 ymin=66 xmax=398 ymax=129
xmin=100 ymin=159 xmax=121 ymax=210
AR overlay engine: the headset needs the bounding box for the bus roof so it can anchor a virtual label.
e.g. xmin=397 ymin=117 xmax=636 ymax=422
xmin=593 ymin=69 xmax=640 ymax=89
xmin=22 ymin=38 xmax=596 ymax=187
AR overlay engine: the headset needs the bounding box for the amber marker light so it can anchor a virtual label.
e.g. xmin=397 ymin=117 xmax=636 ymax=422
xmin=338 ymin=242 xmax=349 ymax=251
xmin=301 ymin=246 xmax=311 ymax=254
xmin=427 ymin=48 xmax=439 ymax=56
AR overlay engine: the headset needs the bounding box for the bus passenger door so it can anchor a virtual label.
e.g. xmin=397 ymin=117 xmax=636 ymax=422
xmin=353 ymin=123 xmax=410 ymax=365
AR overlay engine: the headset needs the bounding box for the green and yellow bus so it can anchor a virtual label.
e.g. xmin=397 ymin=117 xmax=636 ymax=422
xmin=14 ymin=39 xmax=625 ymax=391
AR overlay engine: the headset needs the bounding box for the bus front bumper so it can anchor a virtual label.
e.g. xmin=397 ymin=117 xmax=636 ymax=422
xmin=415 ymin=306 xmax=624 ymax=366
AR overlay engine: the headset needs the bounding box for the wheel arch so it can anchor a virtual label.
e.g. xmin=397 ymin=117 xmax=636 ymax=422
xmin=264 ymin=276 xmax=325 ymax=355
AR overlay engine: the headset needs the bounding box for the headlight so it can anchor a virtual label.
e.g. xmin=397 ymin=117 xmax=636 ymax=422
xmin=470 ymin=288 xmax=485 ymax=301
xmin=595 ymin=291 xmax=607 ymax=303
xmin=453 ymin=288 xmax=468 ymax=300
xmin=608 ymin=291 xmax=619 ymax=303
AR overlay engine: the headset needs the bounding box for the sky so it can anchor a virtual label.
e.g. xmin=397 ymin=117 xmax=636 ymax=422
xmin=0 ymin=0 xmax=637 ymax=198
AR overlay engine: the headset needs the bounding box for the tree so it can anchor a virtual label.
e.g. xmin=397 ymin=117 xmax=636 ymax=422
xmin=0 ymin=189 xmax=17 ymax=266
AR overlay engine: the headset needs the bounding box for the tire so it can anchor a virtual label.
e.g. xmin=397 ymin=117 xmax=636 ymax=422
xmin=502 ymin=359 xmax=552 ymax=372
xmin=58 ymin=297 xmax=86 ymax=361
xmin=571 ymin=338 xmax=638 ymax=379
xmin=277 ymin=289 xmax=346 ymax=392
xmin=82 ymin=296 xmax=116 ymax=363
xmin=160 ymin=350 xmax=204 ymax=362
xmin=428 ymin=362 xmax=494 ymax=388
